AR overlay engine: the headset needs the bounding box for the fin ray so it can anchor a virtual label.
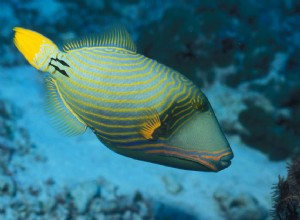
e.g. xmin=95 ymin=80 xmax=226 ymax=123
xmin=44 ymin=76 xmax=87 ymax=136
xmin=139 ymin=108 xmax=161 ymax=140
xmin=63 ymin=26 xmax=136 ymax=53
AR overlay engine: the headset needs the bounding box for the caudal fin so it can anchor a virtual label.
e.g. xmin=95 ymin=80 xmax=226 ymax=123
xmin=13 ymin=27 xmax=59 ymax=71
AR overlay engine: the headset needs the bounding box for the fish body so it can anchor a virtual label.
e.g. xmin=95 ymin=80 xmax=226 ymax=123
xmin=13 ymin=27 xmax=233 ymax=172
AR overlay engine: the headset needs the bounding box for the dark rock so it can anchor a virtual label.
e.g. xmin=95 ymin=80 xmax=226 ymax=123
xmin=238 ymin=103 xmax=299 ymax=160
xmin=50 ymin=203 xmax=70 ymax=220
xmin=0 ymin=175 xmax=16 ymax=197
xmin=237 ymin=79 xmax=300 ymax=160
xmin=10 ymin=200 xmax=29 ymax=219
xmin=154 ymin=201 xmax=197 ymax=220
xmin=285 ymin=50 xmax=300 ymax=81
xmin=0 ymin=142 xmax=14 ymax=167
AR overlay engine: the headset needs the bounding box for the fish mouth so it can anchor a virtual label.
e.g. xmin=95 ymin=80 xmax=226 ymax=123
xmin=217 ymin=153 xmax=234 ymax=170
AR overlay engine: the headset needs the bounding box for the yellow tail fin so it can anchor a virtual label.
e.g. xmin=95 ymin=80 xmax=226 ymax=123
xmin=13 ymin=27 xmax=59 ymax=71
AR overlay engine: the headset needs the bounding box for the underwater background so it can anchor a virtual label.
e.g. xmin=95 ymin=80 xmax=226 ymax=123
xmin=0 ymin=0 xmax=300 ymax=219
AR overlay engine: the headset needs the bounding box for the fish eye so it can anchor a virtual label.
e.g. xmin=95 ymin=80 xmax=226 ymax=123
xmin=145 ymin=94 xmax=211 ymax=141
xmin=191 ymin=95 xmax=209 ymax=112
xmin=152 ymin=121 xmax=171 ymax=140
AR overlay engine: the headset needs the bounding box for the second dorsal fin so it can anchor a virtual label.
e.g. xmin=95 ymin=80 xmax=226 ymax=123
xmin=63 ymin=26 xmax=137 ymax=53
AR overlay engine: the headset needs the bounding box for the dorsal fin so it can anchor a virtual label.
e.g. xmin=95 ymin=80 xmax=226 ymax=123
xmin=44 ymin=76 xmax=87 ymax=136
xmin=63 ymin=26 xmax=137 ymax=53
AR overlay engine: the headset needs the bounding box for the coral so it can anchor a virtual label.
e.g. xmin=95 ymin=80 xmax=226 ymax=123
xmin=154 ymin=201 xmax=198 ymax=220
xmin=161 ymin=174 xmax=183 ymax=195
xmin=0 ymin=170 xmax=155 ymax=219
xmin=0 ymin=99 xmax=36 ymax=174
xmin=0 ymin=175 xmax=16 ymax=197
xmin=219 ymin=2 xmax=300 ymax=160
xmin=272 ymin=158 xmax=300 ymax=220
xmin=137 ymin=6 xmax=221 ymax=87
xmin=237 ymin=70 xmax=300 ymax=160
xmin=214 ymin=190 xmax=268 ymax=220
xmin=69 ymin=180 xmax=100 ymax=214
xmin=238 ymin=102 xmax=300 ymax=160
xmin=137 ymin=1 xmax=281 ymax=88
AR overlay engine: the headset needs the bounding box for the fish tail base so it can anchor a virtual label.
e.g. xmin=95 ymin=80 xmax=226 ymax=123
xmin=13 ymin=27 xmax=59 ymax=71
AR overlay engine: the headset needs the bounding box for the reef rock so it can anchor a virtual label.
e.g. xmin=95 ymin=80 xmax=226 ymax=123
xmin=69 ymin=180 xmax=100 ymax=214
xmin=214 ymin=190 xmax=268 ymax=220
xmin=0 ymin=175 xmax=16 ymax=197
xmin=161 ymin=174 xmax=183 ymax=195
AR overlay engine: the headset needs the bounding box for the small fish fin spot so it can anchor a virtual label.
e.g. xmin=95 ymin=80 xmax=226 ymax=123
xmin=44 ymin=76 xmax=87 ymax=136
xmin=139 ymin=108 xmax=161 ymax=140
xmin=63 ymin=25 xmax=137 ymax=53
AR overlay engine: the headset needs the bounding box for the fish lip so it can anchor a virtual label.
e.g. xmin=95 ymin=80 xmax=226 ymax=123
xmin=218 ymin=153 xmax=234 ymax=170
xmin=219 ymin=158 xmax=231 ymax=168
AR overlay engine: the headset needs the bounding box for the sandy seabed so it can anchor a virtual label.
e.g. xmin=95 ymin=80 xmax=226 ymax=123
xmin=0 ymin=66 xmax=287 ymax=220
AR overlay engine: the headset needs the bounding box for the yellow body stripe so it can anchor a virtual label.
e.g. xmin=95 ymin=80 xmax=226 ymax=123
xmin=54 ymin=79 xmax=86 ymax=125
xmin=57 ymin=72 xmax=175 ymax=104
xmin=77 ymin=52 xmax=146 ymax=66
xmin=65 ymin=61 xmax=165 ymax=87
xmin=63 ymin=83 xmax=194 ymax=122
xmin=68 ymin=54 xmax=153 ymax=76
xmin=68 ymin=60 xmax=157 ymax=82
xmin=59 ymin=76 xmax=184 ymax=113
xmin=59 ymin=67 xmax=169 ymax=97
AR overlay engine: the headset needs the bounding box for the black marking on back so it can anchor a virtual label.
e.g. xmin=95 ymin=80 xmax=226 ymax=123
xmin=48 ymin=57 xmax=70 ymax=77
xmin=50 ymin=58 xmax=70 ymax=67
xmin=191 ymin=95 xmax=209 ymax=112
xmin=49 ymin=63 xmax=69 ymax=77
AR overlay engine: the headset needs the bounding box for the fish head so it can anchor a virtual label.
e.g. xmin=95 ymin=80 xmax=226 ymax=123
xmin=160 ymin=108 xmax=234 ymax=172
xmin=138 ymin=94 xmax=233 ymax=172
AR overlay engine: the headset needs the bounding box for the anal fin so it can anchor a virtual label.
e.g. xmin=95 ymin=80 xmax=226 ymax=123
xmin=44 ymin=76 xmax=87 ymax=136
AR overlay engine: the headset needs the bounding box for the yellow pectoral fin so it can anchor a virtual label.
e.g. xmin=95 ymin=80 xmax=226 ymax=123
xmin=139 ymin=108 xmax=161 ymax=140
xmin=44 ymin=76 xmax=87 ymax=136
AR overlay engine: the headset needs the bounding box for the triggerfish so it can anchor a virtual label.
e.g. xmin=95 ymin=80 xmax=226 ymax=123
xmin=13 ymin=26 xmax=233 ymax=172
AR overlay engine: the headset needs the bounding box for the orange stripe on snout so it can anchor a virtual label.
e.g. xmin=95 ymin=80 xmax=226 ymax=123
xmin=145 ymin=149 xmax=217 ymax=171
xmin=201 ymin=151 xmax=232 ymax=161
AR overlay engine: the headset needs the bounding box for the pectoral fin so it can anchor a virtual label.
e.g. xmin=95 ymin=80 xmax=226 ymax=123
xmin=44 ymin=76 xmax=87 ymax=136
xmin=139 ymin=108 xmax=161 ymax=140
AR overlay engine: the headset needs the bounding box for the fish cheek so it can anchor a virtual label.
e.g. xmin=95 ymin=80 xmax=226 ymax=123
xmin=166 ymin=110 xmax=233 ymax=171
xmin=144 ymin=142 xmax=205 ymax=171
xmin=152 ymin=122 xmax=171 ymax=140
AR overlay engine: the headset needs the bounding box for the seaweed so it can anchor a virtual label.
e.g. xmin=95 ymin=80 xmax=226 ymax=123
xmin=272 ymin=158 xmax=300 ymax=220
